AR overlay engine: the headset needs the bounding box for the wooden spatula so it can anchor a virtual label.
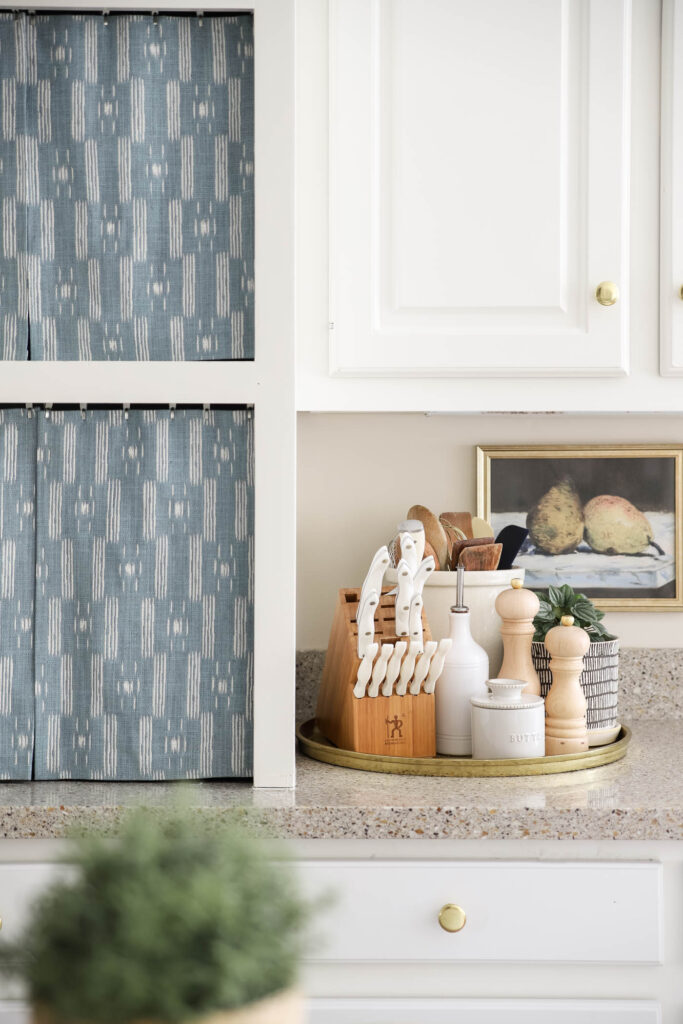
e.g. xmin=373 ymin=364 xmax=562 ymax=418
xmin=440 ymin=511 xmax=473 ymax=539
xmin=448 ymin=535 xmax=494 ymax=571
xmin=459 ymin=542 xmax=502 ymax=571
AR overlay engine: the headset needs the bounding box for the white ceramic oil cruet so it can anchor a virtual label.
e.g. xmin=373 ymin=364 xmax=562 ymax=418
xmin=435 ymin=564 xmax=489 ymax=755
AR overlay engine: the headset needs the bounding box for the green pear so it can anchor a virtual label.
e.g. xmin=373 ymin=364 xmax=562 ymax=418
xmin=526 ymin=477 xmax=584 ymax=555
xmin=584 ymin=495 xmax=660 ymax=555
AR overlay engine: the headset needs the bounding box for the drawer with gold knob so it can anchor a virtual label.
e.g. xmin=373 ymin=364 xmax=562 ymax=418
xmin=299 ymin=861 xmax=662 ymax=964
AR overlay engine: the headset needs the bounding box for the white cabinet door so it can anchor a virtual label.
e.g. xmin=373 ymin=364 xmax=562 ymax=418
xmin=661 ymin=0 xmax=683 ymax=375
xmin=308 ymin=999 xmax=661 ymax=1024
xmin=330 ymin=0 xmax=631 ymax=379
xmin=0 ymin=1006 xmax=29 ymax=1024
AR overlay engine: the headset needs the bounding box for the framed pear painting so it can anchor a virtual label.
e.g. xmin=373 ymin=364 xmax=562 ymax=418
xmin=477 ymin=445 xmax=683 ymax=610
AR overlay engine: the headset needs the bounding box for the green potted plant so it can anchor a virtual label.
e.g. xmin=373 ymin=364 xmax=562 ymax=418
xmin=531 ymin=584 xmax=620 ymax=745
xmin=0 ymin=812 xmax=310 ymax=1024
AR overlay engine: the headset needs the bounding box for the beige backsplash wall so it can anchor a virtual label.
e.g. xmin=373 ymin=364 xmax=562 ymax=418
xmin=297 ymin=412 xmax=683 ymax=649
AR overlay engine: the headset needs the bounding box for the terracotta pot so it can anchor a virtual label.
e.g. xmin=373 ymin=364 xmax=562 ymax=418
xmin=34 ymin=990 xmax=306 ymax=1024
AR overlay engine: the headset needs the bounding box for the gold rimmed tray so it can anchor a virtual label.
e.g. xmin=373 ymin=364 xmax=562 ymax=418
xmin=297 ymin=719 xmax=631 ymax=778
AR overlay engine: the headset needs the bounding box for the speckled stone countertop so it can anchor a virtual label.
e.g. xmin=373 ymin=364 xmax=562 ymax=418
xmin=0 ymin=648 xmax=680 ymax=841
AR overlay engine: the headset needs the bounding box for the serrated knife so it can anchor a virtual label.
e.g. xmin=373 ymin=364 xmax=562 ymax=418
xmin=410 ymin=640 xmax=437 ymax=695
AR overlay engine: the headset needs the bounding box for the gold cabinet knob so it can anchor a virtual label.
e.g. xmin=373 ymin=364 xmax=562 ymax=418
xmin=438 ymin=903 xmax=466 ymax=933
xmin=596 ymin=281 xmax=619 ymax=306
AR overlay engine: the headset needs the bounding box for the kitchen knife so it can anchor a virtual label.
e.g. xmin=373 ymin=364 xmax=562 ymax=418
xmin=412 ymin=555 xmax=436 ymax=598
xmin=356 ymin=589 xmax=378 ymax=657
xmin=394 ymin=559 xmax=413 ymax=638
xmin=359 ymin=545 xmax=391 ymax=612
xmin=409 ymin=640 xmax=437 ymax=695
xmin=422 ymin=638 xmax=453 ymax=694
xmin=398 ymin=532 xmax=419 ymax=577
xmin=353 ymin=643 xmax=378 ymax=698
xmin=367 ymin=643 xmax=394 ymax=697
xmin=408 ymin=592 xmax=424 ymax=652
xmin=395 ymin=640 xmax=421 ymax=696
xmin=381 ymin=640 xmax=407 ymax=696
xmin=397 ymin=519 xmax=425 ymax=563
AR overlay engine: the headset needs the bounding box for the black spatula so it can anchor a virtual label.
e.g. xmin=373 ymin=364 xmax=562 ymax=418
xmin=495 ymin=525 xmax=529 ymax=570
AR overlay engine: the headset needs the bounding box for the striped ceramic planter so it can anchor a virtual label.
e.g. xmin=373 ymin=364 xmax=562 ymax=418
xmin=531 ymin=638 xmax=620 ymax=732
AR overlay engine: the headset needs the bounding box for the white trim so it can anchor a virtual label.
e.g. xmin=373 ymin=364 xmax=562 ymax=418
xmin=660 ymin=0 xmax=680 ymax=375
xmin=308 ymin=998 xmax=661 ymax=1023
xmin=5 ymin=1 xmax=297 ymax=789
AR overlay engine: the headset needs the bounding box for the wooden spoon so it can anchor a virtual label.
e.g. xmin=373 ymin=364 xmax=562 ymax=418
xmin=459 ymin=543 xmax=502 ymax=571
xmin=423 ymin=539 xmax=441 ymax=571
xmin=471 ymin=516 xmax=495 ymax=539
xmin=407 ymin=505 xmax=448 ymax=570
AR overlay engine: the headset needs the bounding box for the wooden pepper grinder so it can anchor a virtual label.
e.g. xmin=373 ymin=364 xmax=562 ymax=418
xmin=494 ymin=578 xmax=541 ymax=696
xmin=544 ymin=614 xmax=590 ymax=755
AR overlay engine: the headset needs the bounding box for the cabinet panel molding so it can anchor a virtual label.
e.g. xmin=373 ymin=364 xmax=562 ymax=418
xmin=660 ymin=0 xmax=683 ymax=375
xmin=308 ymin=998 xmax=661 ymax=1023
xmin=300 ymin=859 xmax=662 ymax=964
xmin=330 ymin=0 xmax=631 ymax=378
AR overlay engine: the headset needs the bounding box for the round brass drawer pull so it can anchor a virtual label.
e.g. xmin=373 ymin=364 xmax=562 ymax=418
xmin=438 ymin=903 xmax=466 ymax=933
xmin=596 ymin=281 xmax=619 ymax=306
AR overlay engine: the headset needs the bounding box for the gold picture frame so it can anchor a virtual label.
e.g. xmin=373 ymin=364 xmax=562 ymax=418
xmin=477 ymin=445 xmax=683 ymax=610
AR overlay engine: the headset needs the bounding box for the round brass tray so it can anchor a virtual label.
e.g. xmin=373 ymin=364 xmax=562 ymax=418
xmin=297 ymin=719 xmax=631 ymax=778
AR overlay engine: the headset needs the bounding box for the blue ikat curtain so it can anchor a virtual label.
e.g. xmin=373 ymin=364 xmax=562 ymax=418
xmin=0 ymin=410 xmax=36 ymax=778
xmin=0 ymin=12 xmax=254 ymax=361
xmin=33 ymin=408 xmax=254 ymax=779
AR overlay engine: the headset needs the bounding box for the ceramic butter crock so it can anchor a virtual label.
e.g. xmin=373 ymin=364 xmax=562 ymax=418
xmin=471 ymin=679 xmax=545 ymax=760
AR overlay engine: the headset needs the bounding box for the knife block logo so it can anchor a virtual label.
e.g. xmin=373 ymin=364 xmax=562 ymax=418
xmin=385 ymin=714 xmax=404 ymax=741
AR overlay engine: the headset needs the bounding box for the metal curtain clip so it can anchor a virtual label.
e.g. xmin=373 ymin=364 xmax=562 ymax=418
xmin=152 ymin=9 xmax=159 ymax=26
xmin=123 ymin=402 xmax=130 ymax=420
xmin=169 ymin=403 xmax=176 ymax=420
xmin=80 ymin=403 xmax=87 ymax=421
xmin=102 ymin=10 xmax=110 ymax=26
xmin=25 ymin=403 xmax=33 ymax=418
xmin=44 ymin=402 xmax=53 ymax=419
xmin=197 ymin=10 xmax=204 ymax=26
xmin=203 ymin=402 xmax=210 ymax=421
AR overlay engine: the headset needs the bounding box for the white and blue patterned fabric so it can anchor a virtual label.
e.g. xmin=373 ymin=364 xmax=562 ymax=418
xmin=33 ymin=408 xmax=253 ymax=779
xmin=0 ymin=12 xmax=254 ymax=361
xmin=0 ymin=410 xmax=36 ymax=779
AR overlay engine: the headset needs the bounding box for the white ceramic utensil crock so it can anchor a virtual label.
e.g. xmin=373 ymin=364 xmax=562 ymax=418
xmin=470 ymin=679 xmax=545 ymax=760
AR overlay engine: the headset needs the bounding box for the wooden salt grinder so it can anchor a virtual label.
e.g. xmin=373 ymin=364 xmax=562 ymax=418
xmin=495 ymin=578 xmax=541 ymax=696
xmin=544 ymin=614 xmax=590 ymax=755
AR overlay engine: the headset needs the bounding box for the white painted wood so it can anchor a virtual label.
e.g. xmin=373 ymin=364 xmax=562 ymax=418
xmin=8 ymin=1 xmax=297 ymax=788
xmin=0 ymin=1005 xmax=29 ymax=1024
xmin=308 ymin=998 xmax=661 ymax=1024
xmin=329 ymin=0 xmax=631 ymax=379
xmin=660 ymin=0 xmax=683 ymax=375
xmin=0 ymin=864 xmax=67 ymax=943
xmin=299 ymin=860 xmax=662 ymax=964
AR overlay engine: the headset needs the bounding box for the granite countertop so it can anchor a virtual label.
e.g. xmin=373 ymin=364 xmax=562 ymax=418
xmin=0 ymin=649 xmax=680 ymax=841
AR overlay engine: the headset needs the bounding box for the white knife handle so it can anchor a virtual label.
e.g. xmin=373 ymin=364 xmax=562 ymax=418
xmin=412 ymin=555 xmax=436 ymax=598
xmin=368 ymin=643 xmax=393 ymax=697
xmin=357 ymin=590 xmax=378 ymax=657
xmin=381 ymin=640 xmax=407 ymax=696
xmin=398 ymin=533 xmax=419 ymax=577
xmin=394 ymin=559 xmax=413 ymax=638
xmin=408 ymin=593 xmax=424 ymax=652
xmin=397 ymin=520 xmax=425 ymax=563
xmin=353 ymin=643 xmax=378 ymax=698
xmin=395 ymin=641 xmax=421 ymax=696
xmin=423 ymin=638 xmax=453 ymax=694
xmin=409 ymin=641 xmax=437 ymax=695
xmin=359 ymin=546 xmax=391 ymax=611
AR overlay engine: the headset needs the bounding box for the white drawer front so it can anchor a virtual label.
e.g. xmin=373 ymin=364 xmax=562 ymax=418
xmin=0 ymin=864 xmax=66 ymax=946
xmin=0 ymin=1006 xmax=29 ymax=1024
xmin=300 ymin=860 xmax=662 ymax=964
xmin=308 ymin=998 xmax=661 ymax=1024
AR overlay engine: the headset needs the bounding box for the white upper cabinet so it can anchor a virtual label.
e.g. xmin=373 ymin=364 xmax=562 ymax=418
xmin=329 ymin=0 xmax=632 ymax=380
xmin=661 ymin=0 xmax=683 ymax=375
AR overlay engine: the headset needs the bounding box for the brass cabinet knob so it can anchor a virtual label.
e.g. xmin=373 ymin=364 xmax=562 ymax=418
xmin=438 ymin=903 xmax=466 ymax=933
xmin=596 ymin=281 xmax=619 ymax=306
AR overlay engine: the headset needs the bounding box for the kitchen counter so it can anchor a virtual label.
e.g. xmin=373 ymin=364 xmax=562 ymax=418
xmin=0 ymin=719 xmax=679 ymax=840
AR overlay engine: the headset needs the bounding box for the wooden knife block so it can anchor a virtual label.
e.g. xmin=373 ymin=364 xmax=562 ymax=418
xmin=316 ymin=588 xmax=436 ymax=757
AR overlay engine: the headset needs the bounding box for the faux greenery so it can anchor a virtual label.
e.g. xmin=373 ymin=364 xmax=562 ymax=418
xmin=532 ymin=583 xmax=617 ymax=644
xmin=0 ymin=812 xmax=310 ymax=1023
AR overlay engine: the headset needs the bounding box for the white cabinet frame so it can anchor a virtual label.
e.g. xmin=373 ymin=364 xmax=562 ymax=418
xmin=2 ymin=1 xmax=296 ymax=788
xmin=661 ymin=0 xmax=683 ymax=376
xmin=308 ymin=998 xmax=662 ymax=1024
